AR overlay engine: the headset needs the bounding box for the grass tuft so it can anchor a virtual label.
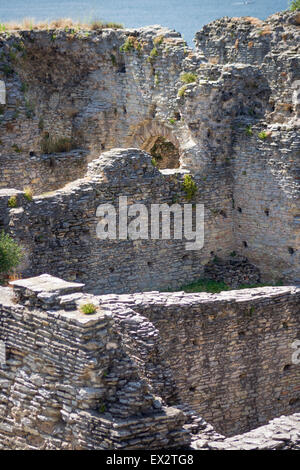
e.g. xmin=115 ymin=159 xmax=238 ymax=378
xmin=80 ymin=303 xmax=98 ymax=315
xmin=180 ymin=72 xmax=197 ymax=84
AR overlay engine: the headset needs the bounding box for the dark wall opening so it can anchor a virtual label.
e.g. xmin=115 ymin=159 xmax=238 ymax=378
xmin=142 ymin=136 xmax=180 ymax=170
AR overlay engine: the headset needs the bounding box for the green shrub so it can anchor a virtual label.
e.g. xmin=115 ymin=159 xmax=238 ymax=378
xmin=182 ymin=174 xmax=197 ymax=201
xmin=0 ymin=231 xmax=23 ymax=274
xmin=120 ymin=37 xmax=134 ymax=52
xmin=245 ymin=125 xmax=253 ymax=136
xmin=150 ymin=47 xmax=158 ymax=58
xmin=180 ymin=72 xmax=197 ymax=84
xmin=8 ymin=196 xmax=17 ymax=208
xmin=290 ymin=0 xmax=300 ymax=11
xmin=80 ymin=303 xmax=97 ymax=315
xmin=258 ymin=130 xmax=268 ymax=140
xmin=99 ymin=402 xmax=106 ymax=413
xmin=24 ymin=187 xmax=33 ymax=202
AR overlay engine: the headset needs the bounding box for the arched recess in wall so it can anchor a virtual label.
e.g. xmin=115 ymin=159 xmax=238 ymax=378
xmin=127 ymin=120 xmax=182 ymax=170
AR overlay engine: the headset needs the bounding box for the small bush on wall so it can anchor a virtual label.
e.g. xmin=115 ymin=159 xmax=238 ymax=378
xmin=0 ymin=231 xmax=23 ymax=278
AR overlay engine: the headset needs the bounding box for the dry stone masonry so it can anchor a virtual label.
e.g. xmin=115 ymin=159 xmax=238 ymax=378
xmin=0 ymin=9 xmax=299 ymax=449
xmin=0 ymin=276 xmax=299 ymax=449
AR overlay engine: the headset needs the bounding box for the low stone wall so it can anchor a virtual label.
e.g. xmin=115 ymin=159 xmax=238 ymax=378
xmin=0 ymin=150 xmax=87 ymax=194
xmin=98 ymin=287 xmax=300 ymax=436
xmin=193 ymin=413 xmax=300 ymax=450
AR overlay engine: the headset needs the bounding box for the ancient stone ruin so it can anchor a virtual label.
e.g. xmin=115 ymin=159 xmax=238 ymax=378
xmin=0 ymin=10 xmax=299 ymax=449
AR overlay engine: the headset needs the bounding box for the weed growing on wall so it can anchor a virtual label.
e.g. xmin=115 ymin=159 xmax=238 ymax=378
xmin=0 ymin=231 xmax=23 ymax=276
xmin=182 ymin=174 xmax=197 ymax=201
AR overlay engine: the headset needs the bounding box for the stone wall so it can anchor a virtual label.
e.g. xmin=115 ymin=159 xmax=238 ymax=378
xmin=99 ymin=287 xmax=300 ymax=436
xmin=1 ymin=148 xmax=235 ymax=293
xmin=0 ymin=276 xmax=188 ymax=450
xmin=0 ymin=275 xmax=299 ymax=448
xmin=0 ymin=12 xmax=299 ymax=285
xmin=232 ymin=126 xmax=300 ymax=284
xmin=192 ymin=413 xmax=300 ymax=450
xmin=0 ymin=150 xmax=87 ymax=194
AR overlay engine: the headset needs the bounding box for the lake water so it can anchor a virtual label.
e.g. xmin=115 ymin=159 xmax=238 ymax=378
xmin=0 ymin=0 xmax=290 ymax=45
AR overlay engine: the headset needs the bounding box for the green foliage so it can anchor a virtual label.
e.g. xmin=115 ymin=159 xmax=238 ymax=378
xmin=110 ymin=54 xmax=116 ymax=65
xmin=258 ymin=130 xmax=268 ymax=140
xmin=180 ymin=72 xmax=197 ymax=84
xmin=8 ymin=196 xmax=17 ymax=208
xmin=154 ymin=73 xmax=159 ymax=86
xmin=99 ymin=402 xmax=106 ymax=413
xmin=41 ymin=135 xmax=73 ymax=154
xmin=150 ymin=47 xmax=158 ymax=58
xmin=169 ymin=118 xmax=175 ymax=125
xmin=290 ymin=0 xmax=300 ymax=11
xmin=0 ymin=24 xmax=6 ymax=33
xmin=120 ymin=37 xmax=134 ymax=52
xmin=181 ymin=279 xmax=231 ymax=293
xmin=182 ymin=174 xmax=197 ymax=201
xmin=151 ymin=157 xmax=158 ymax=167
xmin=245 ymin=125 xmax=253 ymax=136
xmin=0 ymin=231 xmax=23 ymax=274
xmin=178 ymin=278 xmax=283 ymax=294
xmin=178 ymin=85 xmax=187 ymax=98
xmin=80 ymin=303 xmax=97 ymax=315
xmin=24 ymin=187 xmax=33 ymax=202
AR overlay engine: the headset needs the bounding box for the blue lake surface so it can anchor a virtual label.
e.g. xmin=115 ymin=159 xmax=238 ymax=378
xmin=0 ymin=0 xmax=290 ymax=45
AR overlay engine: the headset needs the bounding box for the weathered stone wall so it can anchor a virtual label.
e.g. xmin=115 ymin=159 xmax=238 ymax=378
xmin=192 ymin=413 xmax=300 ymax=450
xmin=100 ymin=287 xmax=300 ymax=436
xmin=0 ymin=150 xmax=87 ymax=194
xmin=0 ymin=276 xmax=188 ymax=450
xmin=232 ymin=127 xmax=300 ymax=284
xmin=0 ymin=12 xmax=299 ymax=284
xmin=1 ymin=148 xmax=235 ymax=293
xmin=0 ymin=276 xmax=299 ymax=449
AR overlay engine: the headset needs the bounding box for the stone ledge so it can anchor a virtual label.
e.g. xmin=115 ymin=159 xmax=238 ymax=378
xmin=10 ymin=274 xmax=85 ymax=309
